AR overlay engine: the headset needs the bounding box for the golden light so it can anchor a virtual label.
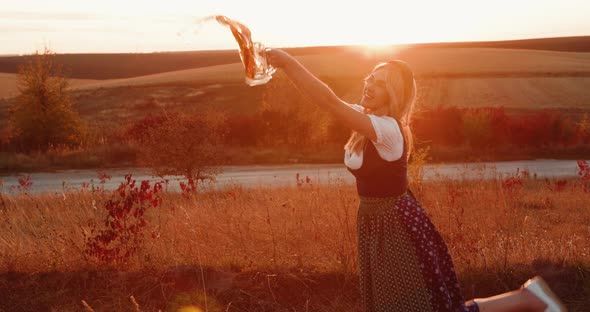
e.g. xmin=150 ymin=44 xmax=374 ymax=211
xmin=178 ymin=305 xmax=204 ymax=312
xmin=353 ymin=44 xmax=411 ymax=63
xmin=3 ymin=0 xmax=587 ymax=54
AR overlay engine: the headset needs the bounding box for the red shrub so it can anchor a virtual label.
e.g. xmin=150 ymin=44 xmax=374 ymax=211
xmin=507 ymin=110 xmax=577 ymax=147
xmin=17 ymin=175 xmax=33 ymax=192
xmin=84 ymin=174 xmax=164 ymax=265
xmin=412 ymin=106 xmax=464 ymax=146
xmin=545 ymin=179 xmax=568 ymax=192
xmin=486 ymin=107 xmax=511 ymax=144
xmin=501 ymin=168 xmax=526 ymax=194
xmin=578 ymin=160 xmax=590 ymax=180
xmin=462 ymin=108 xmax=494 ymax=148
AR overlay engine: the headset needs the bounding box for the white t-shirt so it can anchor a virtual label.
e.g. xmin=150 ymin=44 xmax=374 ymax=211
xmin=344 ymin=104 xmax=405 ymax=170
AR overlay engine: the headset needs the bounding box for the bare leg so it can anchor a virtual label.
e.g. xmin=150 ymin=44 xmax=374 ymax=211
xmin=471 ymin=288 xmax=547 ymax=312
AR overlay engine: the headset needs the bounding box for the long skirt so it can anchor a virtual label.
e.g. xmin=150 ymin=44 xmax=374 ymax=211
xmin=357 ymin=192 xmax=479 ymax=312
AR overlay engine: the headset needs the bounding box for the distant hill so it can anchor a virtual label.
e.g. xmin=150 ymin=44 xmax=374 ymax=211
xmin=0 ymin=36 xmax=588 ymax=80
xmin=400 ymin=35 xmax=590 ymax=52
xmin=0 ymin=50 xmax=241 ymax=80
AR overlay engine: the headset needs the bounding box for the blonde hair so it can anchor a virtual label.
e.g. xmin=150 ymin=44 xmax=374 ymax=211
xmin=345 ymin=60 xmax=417 ymax=160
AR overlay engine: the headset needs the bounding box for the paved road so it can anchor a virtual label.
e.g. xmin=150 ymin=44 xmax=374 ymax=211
xmin=1 ymin=159 xmax=587 ymax=194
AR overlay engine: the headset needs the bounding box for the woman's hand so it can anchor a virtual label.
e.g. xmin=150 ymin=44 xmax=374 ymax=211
xmin=265 ymin=48 xmax=292 ymax=69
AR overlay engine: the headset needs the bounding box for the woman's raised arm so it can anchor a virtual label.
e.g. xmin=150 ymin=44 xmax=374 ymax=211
xmin=266 ymin=48 xmax=377 ymax=141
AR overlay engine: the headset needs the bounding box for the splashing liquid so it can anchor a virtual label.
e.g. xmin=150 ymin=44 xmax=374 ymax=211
xmin=210 ymin=15 xmax=275 ymax=86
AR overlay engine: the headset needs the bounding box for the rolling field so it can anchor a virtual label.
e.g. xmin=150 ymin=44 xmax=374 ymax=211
xmin=417 ymin=76 xmax=590 ymax=109
xmin=1 ymin=35 xmax=589 ymax=79
xmin=68 ymin=47 xmax=590 ymax=125
xmin=1 ymin=45 xmax=590 ymax=124
xmin=1 ymin=38 xmax=589 ymax=169
xmin=68 ymin=47 xmax=590 ymax=89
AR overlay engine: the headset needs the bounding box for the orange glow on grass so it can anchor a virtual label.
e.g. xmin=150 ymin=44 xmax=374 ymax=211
xmin=178 ymin=306 xmax=204 ymax=312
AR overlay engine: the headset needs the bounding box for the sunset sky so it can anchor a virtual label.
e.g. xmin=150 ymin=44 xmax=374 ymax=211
xmin=1 ymin=0 xmax=588 ymax=55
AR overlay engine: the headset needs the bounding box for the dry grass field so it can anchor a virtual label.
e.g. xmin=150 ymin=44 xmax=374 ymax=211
xmin=0 ymin=170 xmax=589 ymax=311
xmin=416 ymin=76 xmax=590 ymax=109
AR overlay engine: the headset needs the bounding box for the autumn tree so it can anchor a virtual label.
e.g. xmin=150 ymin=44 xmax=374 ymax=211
xmin=125 ymin=111 xmax=227 ymax=191
xmin=9 ymin=47 xmax=83 ymax=151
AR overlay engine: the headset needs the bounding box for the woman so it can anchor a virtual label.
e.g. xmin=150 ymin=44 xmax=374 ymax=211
xmin=265 ymin=48 xmax=567 ymax=312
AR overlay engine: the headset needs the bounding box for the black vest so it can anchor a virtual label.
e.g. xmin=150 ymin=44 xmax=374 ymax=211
xmin=346 ymin=122 xmax=408 ymax=197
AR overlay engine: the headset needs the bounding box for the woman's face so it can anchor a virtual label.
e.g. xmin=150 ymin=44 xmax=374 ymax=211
xmin=359 ymin=68 xmax=390 ymax=111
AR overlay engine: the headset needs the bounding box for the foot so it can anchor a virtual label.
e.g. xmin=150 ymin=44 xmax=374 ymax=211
xmin=522 ymin=276 xmax=567 ymax=312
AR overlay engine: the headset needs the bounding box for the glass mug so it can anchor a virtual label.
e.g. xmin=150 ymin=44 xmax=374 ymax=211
xmin=214 ymin=15 xmax=276 ymax=86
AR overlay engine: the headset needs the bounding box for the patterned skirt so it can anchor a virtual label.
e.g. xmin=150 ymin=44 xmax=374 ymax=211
xmin=357 ymin=192 xmax=479 ymax=312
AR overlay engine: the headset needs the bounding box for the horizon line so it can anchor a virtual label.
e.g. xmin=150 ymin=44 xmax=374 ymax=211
xmin=1 ymin=34 xmax=589 ymax=56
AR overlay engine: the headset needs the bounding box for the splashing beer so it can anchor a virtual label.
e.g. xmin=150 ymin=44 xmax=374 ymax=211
xmin=212 ymin=15 xmax=275 ymax=86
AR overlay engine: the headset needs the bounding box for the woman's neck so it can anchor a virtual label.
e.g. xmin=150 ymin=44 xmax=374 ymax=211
xmin=365 ymin=106 xmax=390 ymax=117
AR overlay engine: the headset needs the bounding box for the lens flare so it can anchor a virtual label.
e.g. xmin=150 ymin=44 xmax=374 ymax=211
xmin=178 ymin=305 xmax=204 ymax=312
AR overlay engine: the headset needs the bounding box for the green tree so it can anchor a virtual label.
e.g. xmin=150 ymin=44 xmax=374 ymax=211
xmin=9 ymin=47 xmax=83 ymax=151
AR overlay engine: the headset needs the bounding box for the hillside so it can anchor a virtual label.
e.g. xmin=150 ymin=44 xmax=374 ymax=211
xmin=0 ymin=46 xmax=589 ymax=127
xmin=0 ymin=35 xmax=588 ymax=79
xmin=1 ymin=36 xmax=590 ymax=170
xmin=0 ymin=37 xmax=589 ymax=131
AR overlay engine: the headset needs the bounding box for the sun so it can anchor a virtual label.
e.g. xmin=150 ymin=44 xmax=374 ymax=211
xmin=353 ymin=44 xmax=410 ymax=62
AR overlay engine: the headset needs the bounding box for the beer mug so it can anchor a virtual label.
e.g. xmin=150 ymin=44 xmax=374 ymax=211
xmin=244 ymin=41 xmax=276 ymax=86
xmin=215 ymin=15 xmax=276 ymax=86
